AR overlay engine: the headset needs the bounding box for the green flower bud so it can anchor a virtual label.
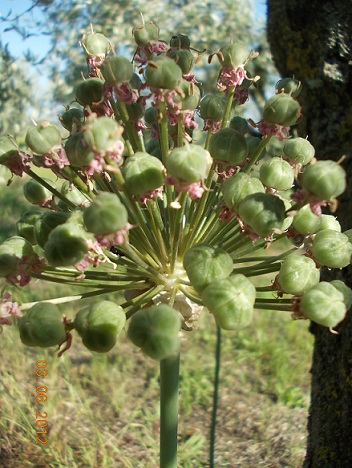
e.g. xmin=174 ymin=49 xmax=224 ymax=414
xmin=34 ymin=211 xmax=70 ymax=248
xmin=238 ymin=193 xmax=286 ymax=237
xmin=275 ymin=78 xmax=302 ymax=97
xmin=74 ymin=301 xmax=126 ymax=353
xmin=259 ymin=157 xmax=294 ymax=191
xmin=330 ymin=280 xmax=352 ymax=309
xmin=82 ymin=115 xmax=123 ymax=153
xmin=301 ymin=160 xmax=346 ymax=200
xmin=171 ymin=80 xmax=201 ymax=111
xmin=165 ymin=144 xmax=211 ymax=183
xmin=44 ymin=223 xmax=88 ymax=267
xmin=25 ymin=121 xmax=62 ymax=155
xmin=292 ymin=205 xmax=322 ymax=236
xmin=170 ymin=33 xmax=191 ymax=49
xmin=83 ymin=192 xmax=128 ymax=235
xmin=316 ymin=215 xmax=341 ymax=233
xmin=81 ymin=32 xmax=111 ymax=56
xmin=283 ymin=137 xmax=315 ymax=165
xmin=128 ymin=304 xmax=181 ymax=361
xmin=199 ymin=95 xmax=225 ymax=122
xmin=75 ymin=78 xmax=104 ymax=106
xmin=229 ymin=116 xmax=248 ymax=135
xmin=183 ymin=244 xmax=233 ymax=293
xmin=277 ymin=255 xmax=320 ymax=295
xmin=64 ymin=132 xmax=95 ymax=167
xmin=167 ymin=49 xmax=195 ymax=75
xmin=145 ymin=56 xmax=183 ymax=90
xmin=59 ymin=107 xmax=84 ymax=133
xmin=300 ymin=282 xmax=347 ymax=328
xmin=133 ymin=21 xmax=159 ymax=46
xmin=312 ymin=230 xmax=352 ymax=268
xmin=16 ymin=209 xmax=42 ymax=244
xmin=0 ymin=136 xmax=18 ymax=162
xmin=209 ymin=128 xmax=248 ymax=165
xmin=2 ymin=236 xmax=34 ymax=261
xmin=19 ymin=303 xmax=66 ymax=348
xmin=263 ymin=94 xmax=301 ymax=127
xmin=122 ymin=152 xmax=164 ymax=195
xmin=0 ymin=245 xmax=17 ymax=277
xmin=216 ymin=43 xmax=249 ymax=68
xmin=201 ymin=274 xmax=256 ymax=330
xmin=100 ymin=56 xmax=134 ymax=83
xmin=222 ymin=172 xmax=265 ymax=211
xmin=23 ymin=178 xmax=55 ymax=205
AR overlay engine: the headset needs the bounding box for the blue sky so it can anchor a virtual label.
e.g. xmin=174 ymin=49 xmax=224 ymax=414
xmin=1 ymin=0 xmax=267 ymax=59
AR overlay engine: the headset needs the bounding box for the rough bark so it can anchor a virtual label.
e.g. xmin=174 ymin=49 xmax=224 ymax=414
xmin=267 ymin=1 xmax=352 ymax=466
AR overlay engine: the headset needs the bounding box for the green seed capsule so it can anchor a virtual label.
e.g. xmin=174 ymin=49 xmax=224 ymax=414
xmin=222 ymin=173 xmax=265 ymax=211
xmin=34 ymin=211 xmax=70 ymax=248
xmin=209 ymin=128 xmax=248 ymax=165
xmin=25 ymin=121 xmax=62 ymax=155
xmin=82 ymin=115 xmax=122 ymax=153
xmin=16 ymin=209 xmax=43 ymax=244
xmin=300 ymin=282 xmax=347 ymax=328
xmin=100 ymin=56 xmax=134 ymax=83
xmin=312 ymin=230 xmax=352 ymax=268
xmin=229 ymin=116 xmax=249 ymax=135
xmin=23 ymin=178 xmax=55 ymax=205
xmin=216 ymin=43 xmax=249 ymax=68
xmin=64 ymin=132 xmax=95 ymax=167
xmin=2 ymin=236 xmax=34 ymax=261
xmin=275 ymin=78 xmax=302 ymax=97
xmin=75 ymin=78 xmax=104 ymax=106
xmin=199 ymin=95 xmax=225 ymax=122
xmin=128 ymin=304 xmax=181 ymax=361
xmin=74 ymin=301 xmax=126 ymax=353
xmin=165 ymin=144 xmax=211 ymax=183
xmin=0 ymin=245 xmax=17 ymax=277
xmin=301 ymin=160 xmax=346 ymax=200
xmin=81 ymin=32 xmax=111 ymax=56
xmin=44 ymin=224 xmax=88 ymax=267
xmin=330 ymin=280 xmax=352 ymax=309
xmin=238 ymin=193 xmax=286 ymax=237
xmin=145 ymin=56 xmax=183 ymax=90
xmin=0 ymin=136 xmax=19 ymax=162
xmin=259 ymin=157 xmax=294 ymax=191
xmin=277 ymin=255 xmax=320 ymax=295
xmin=167 ymin=49 xmax=195 ymax=75
xmin=171 ymin=79 xmax=201 ymax=111
xmin=19 ymin=303 xmax=66 ymax=348
xmin=83 ymin=192 xmax=128 ymax=235
xmin=316 ymin=215 xmax=341 ymax=233
xmin=283 ymin=137 xmax=315 ymax=165
xmin=122 ymin=152 xmax=165 ymax=195
xmin=59 ymin=107 xmax=84 ymax=133
xmin=292 ymin=205 xmax=322 ymax=236
xmin=57 ymin=181 xmax=89 ymax=211
xmin=170 ymin=33 xmax=191 ymax=49
xmin=183 ymin=244 xmax=233 ymax=293
xmin=263 ymin=94 xmax=301 ymax=127
xmin=201 ymin=274 xmax=256 ymax=330
xmin=133 ymin=21 xmax=159 ymax=46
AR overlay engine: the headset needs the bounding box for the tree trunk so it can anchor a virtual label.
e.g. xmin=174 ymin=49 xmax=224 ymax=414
xmin=267 ymin=1 xmax=352 ymax=466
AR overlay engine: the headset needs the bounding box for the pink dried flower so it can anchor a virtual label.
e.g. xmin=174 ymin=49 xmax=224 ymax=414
xmin=0 ymin=293 xmax=22 ymax=325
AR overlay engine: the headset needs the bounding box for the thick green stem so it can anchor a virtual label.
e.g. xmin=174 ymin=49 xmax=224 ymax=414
xmin=160 ymin=352 xmax=180 ymax=468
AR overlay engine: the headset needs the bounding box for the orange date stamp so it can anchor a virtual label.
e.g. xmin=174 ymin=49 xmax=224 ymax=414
xmin=35 ymin=360 xmax=49 ymax=445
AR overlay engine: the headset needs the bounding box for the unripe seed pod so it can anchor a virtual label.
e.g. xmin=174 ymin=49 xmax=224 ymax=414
xmin=57 ymin=181 xmax=89 ymax=211
xmin=122 ymin=152 xmax=164 ymax=195
xmin=275 ymin=78 xmax=302 ymax=97
xmin=222 ymin=172 xmax=265 ymax=211
xmin=316 ymin=215 xmax=341 ymax=233
xmin=300 ymin=282 xmax=347 ymax=328
xmin=19 ymin=303 xmax=66 ymax=347
xmin=145 ymin=56 xmax=183 ymax=90
xmin=183 ymin=244 xmax=233 ymax=293
xmin=128 ymin=304 xmax=181 ymax=361
xmin=167 ymin=49 xmax=195 ymax=75
xmin=82 ymin=115 xmax=122 ymax=153
xmin=201 ymin=274 xmax=256 ymax=330
xmin=216 ymin=43 xmax=249 ymax=68
xmin=23 ymin=178 xmax=55 ymax=205
xmin=170 ymin=33 xmax=191 ymax=49
xmin=144 ymin=107 xmax=158 ymax=126
xmin=301 ymin=160 xmax=346 ymax=200
xmin=59 ymin=107 xmax=84 ymax=132
xmin=34 ymin=211 xmax=70 ymax=248
xmin=133 ymin=21 xmax=159 ymax=46
xmin=199 ymin=95 xmax=225 ymax=122
xmin=238 ymin=193 xmax=286 ymax=237
xmin=2 ymin=236 xmax=34 ymax=261
xmin=74 ymin=301 xmax=126 ymax=353
xmin=246 ymin=134 xmax=265 ymax=158
xmin=312 ymin=230 xmax=352 ymax=268
xmin=64 ymin=132 xmax=95 ymax=167
xmin=344 ymin=229 xmax=352 ymax=243
xmin=100 ymin=56 xmax=134 ymax=83
xmin=44 ymin=223 xmax=88 ymax=267
xmin=81 ymin=32 xmax=111 ymax=56
xmin=330 ymin=280 xmax=352 ymax=309
xmin=263 ymin=94 xmax=301 ymax=127
xmin=292 ymin=205 xmax=322 ymax=236
xmin=75 ymin=78 xmax=104 ymax=106
xmin=277 ymin=255 xmax=320 ymax=295
xmin=0 ymin=136 xmax=19 ymax=161
xmin=25 ymin=121 xmax=62 ymax=155
xmin=165 ymin=144 xmax=211 ymax=183
xmin=0 ymin=245 xmax=17 ymax=277
xmin=16 ymin=209 xmax=42 ymax=244
xmin=229 ymin=116 xmax=248 ymax=135
xmin=125 ymin=102 xmax=144 ymax=121
xmin=283 ymin=137 xmax=315 ymax=165
xmin=209 ymin=128 xmax=248 ymax=165
xmin=83 ymin=192 xmax=128 ymax=235
xmin=259 ymin=157 xmax=294 ymax=191
xmin=171 ymin=80 xmax=201 ymax=110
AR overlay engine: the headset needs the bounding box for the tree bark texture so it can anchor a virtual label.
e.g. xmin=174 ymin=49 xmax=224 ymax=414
xmin=267 ymin=1 xmax=352 ymax=466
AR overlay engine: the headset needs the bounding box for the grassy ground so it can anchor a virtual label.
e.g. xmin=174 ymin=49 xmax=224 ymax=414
xmin=0 ymin=305 xmax=313 ymax=467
